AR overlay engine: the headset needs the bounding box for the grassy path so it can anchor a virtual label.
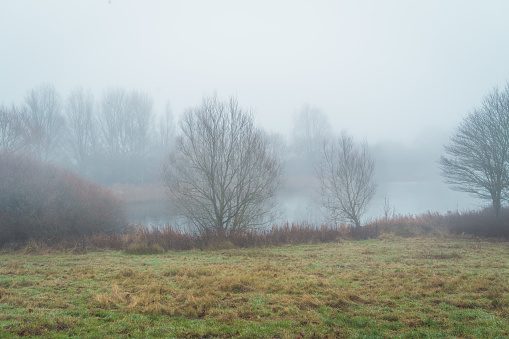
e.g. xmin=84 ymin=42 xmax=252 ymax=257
xmin=1 ymin=236 xmax=508 ymax=338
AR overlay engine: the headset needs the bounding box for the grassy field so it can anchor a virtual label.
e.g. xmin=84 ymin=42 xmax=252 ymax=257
xmin=1 ymin=236 xmax=509 ymax=338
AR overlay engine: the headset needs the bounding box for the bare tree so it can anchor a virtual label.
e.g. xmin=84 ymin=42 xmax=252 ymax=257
xmin=382 ymin=194 xmax=396 ymax=221
xmin=292 ymin=104 xmax=332 ymax=161
xmin=163 ymin=95 xmax=284 ymax=235
xmin=316 ymin=131 xmax=377 ymax=227
xmin=127 ymin=90 xmax=153 ymax=161
xmin=25 ymin=83 xmax=65 ymax=161
xmin=99 ymin=88 xmax=153 ymax=157
xmin=0 ymin=105 xmax=42 ymax=154
xmin=156 ymin=102 xmax=176 ymax=153
xmin=143 ymin=102 xmax=177 ymax=180
xmin=439 ymin=84 xmax=509 ymax=218
xmin=64 ymin=87 xmax=97 ymax=173
xmin=266 ymin=132 xmax=289 ymax=163
xmin=99 ymin=88 xmax=153 ymax=182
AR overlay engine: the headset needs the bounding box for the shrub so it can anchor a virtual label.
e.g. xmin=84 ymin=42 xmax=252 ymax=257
xmin=367 ymin=207 xmax=509 ymax=239
xmin=107 ymin=222 xmax=377 ymax=253
xmin=442 ymin=207 xmax=509 ymax=238
xmin=121 ymin=224 xmax=196 ymax=252
xmin=367 ymin=212 xmax=445 ymax=238
xmin=0 ymin=152 xmax=127 ymax=246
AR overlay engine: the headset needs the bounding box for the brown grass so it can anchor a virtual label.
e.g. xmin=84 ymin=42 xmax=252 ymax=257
xmin=1 ymin=237 xmax=509 ymax=337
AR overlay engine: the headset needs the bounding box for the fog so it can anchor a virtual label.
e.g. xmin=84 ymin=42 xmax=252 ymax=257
xmin=2 ymin=0 xmax=508 ymax=223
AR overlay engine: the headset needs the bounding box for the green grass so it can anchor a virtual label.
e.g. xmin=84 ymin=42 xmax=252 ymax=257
xmin=1 ymin=236 xmax=509 ymax=338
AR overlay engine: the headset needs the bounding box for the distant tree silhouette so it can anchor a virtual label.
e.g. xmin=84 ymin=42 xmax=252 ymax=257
xmin=291 ymin=104 xmax=332 ymax=162
xmin=25 ymin=83 xmax=65 ymax=161
xmin=0 ymin=105 xmax=41 ymax=154
xmin=64 ymin=87 xmax=97 ymax=175
xmin=98 ymin=88 xmax=154 ymax=183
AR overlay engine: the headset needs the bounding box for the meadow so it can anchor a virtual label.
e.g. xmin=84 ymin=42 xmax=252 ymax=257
xmin=1 ymin=235 xmax=508 ymax=338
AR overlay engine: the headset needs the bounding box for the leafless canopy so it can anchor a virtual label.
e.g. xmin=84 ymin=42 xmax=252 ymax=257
xmin=64 ymin=87 xmax=97 ymax=169
xmin=0 ymin=105 xmax=41 ymax=154
xmin=316 ymin=131 xmax=377 ymax=227
xmin=97 ymin=88 xmax=154 ymax=182
xmin=24 ymin=83 xmax=65 ymax=160
xmin=99 ymin=88 xmax=153 ymax=157
xmin=163 ymin=95 xmax=284 ymax=235
xmin=439 ymin=84 xmax=509 ymax=218
xmin=159 ymin=103 xmax=175 ymax=148
xmin=292 ymin=104 xmax=332 ymax=161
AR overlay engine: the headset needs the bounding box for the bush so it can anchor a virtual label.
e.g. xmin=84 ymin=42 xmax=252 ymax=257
xmin=367 ymin=207 xmax=509 ymax=239
xmin=82 ymin=222 xmax=377 ymax=253
xmin=367 ymin=212 xmax=445 ymax=238
xmin=121 ymin=224 xmax=196 ymax=252
xmin=0 ymin=152 xmax=127 ymax=246
xmin=443 ymin=207 xmax=509 ymax=238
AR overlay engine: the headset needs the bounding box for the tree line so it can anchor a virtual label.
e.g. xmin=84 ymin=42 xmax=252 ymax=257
xmin=2 ymin=79 xmax=508 ymax=239
xmin=2 ymin=80 xmax=509 ymax=236
xmin=1 ymin=85 xmax=378 ymax=235
xmin=0 ymin=83 xmax=174 ymax=184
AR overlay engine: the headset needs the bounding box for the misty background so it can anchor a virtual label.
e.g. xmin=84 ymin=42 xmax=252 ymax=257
xmin=2 ymin=0 xmax=509 ymax=224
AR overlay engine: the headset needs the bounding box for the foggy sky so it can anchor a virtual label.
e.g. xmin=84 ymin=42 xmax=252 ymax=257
xmin=1 ymin=0 xmax=508 ymax=218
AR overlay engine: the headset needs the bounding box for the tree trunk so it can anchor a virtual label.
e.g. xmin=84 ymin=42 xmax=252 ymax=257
xmin=493 ymin=195 xmax=501 ymax=219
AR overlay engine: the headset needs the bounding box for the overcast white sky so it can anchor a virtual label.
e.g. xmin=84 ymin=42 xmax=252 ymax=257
xmin=1 ymin=0 xmax=509 ymax=217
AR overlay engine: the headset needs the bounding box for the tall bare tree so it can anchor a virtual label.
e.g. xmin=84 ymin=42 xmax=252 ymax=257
xmin=147 ymin=102 xmax=177 ymax=177
xmin=439 ymin=84 xmax=509 ymax=218
xmin=64 ymin=87 xmax=97 ymax=173
xmin=99 ymin=88 xmax=153 ymax=182
xmin=0 ymin=105 xmax=42 ymax=154
xmin=156 ymin=102 xmax=176 ymax=153
xmin=292 ymin=104 xmax=332 ymax=161
xmin=100 ymin=88 xmax=152 ymax=157
xmin=316 ymin=131 xmax=377 ymax=227
xmin=163 ymin=95 xmax=284 ymax=235
xmin=25 ymin=83 xmax=65 ymax=161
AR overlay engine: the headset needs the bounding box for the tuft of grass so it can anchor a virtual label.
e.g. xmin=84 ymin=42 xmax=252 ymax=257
xmin=124 ymin=243 xmax=165 ymax=255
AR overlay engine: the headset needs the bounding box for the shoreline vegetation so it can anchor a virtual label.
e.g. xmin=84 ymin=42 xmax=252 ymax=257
xmin=3 ymin=204 xmax=509 ymax=254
